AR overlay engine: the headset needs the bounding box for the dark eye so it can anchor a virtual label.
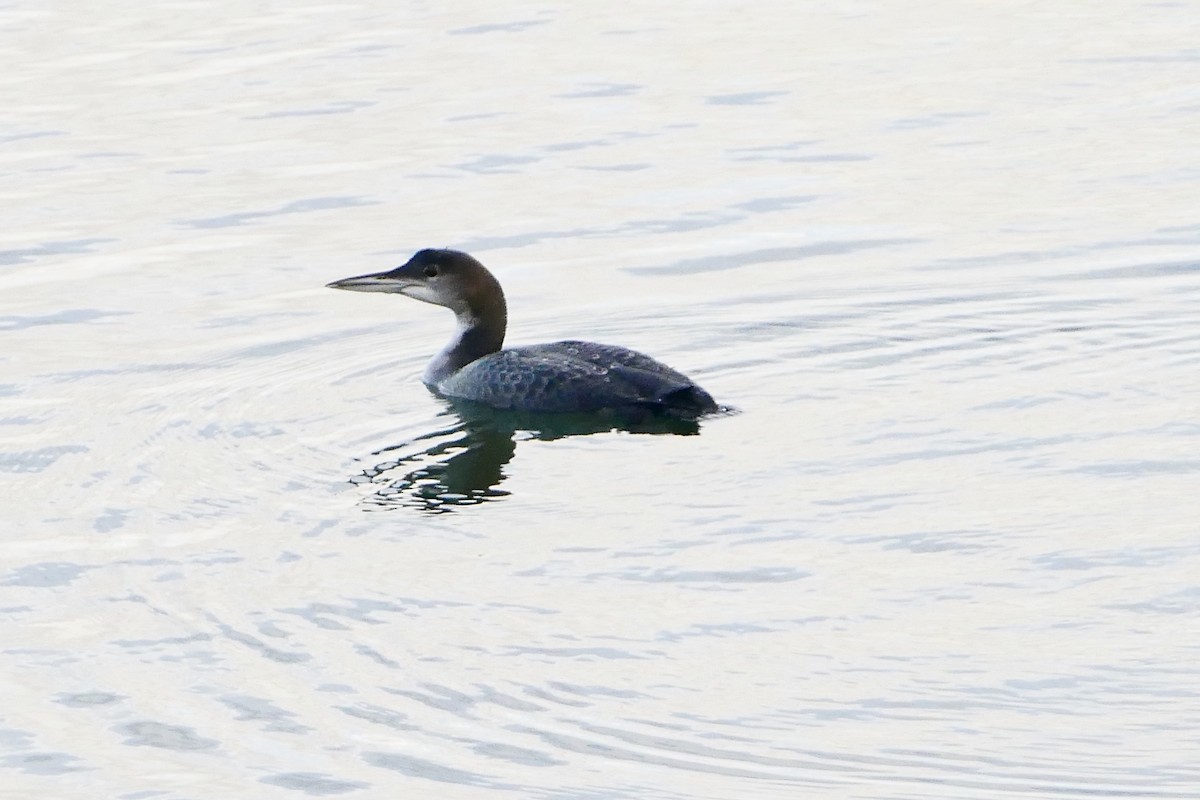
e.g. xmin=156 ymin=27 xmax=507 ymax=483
xmin=423 ymin=264 xmax=438 ymax=278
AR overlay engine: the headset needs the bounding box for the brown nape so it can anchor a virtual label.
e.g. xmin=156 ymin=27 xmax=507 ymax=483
xmin=456 ymin=254 xmax=508 ymax=354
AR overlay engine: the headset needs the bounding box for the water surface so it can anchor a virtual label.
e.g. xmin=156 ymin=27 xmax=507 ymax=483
xmin=2 ymin=2 xmax=1199 ymax=798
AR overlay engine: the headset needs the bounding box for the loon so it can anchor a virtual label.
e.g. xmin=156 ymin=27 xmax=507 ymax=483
xmin=327 ymin=248 xmax=718 ymax=417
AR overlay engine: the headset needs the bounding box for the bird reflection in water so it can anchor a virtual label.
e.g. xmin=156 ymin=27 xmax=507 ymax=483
xmin=351 ymin=398 xmax=705 ymax=513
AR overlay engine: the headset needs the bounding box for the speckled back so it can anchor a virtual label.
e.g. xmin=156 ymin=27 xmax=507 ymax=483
xmin=435 ymin=341 xmax=714 ymax=415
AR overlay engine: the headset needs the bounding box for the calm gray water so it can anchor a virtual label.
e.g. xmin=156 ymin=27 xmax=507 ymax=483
xmin=3 ymin=2 xmax=1199 ymax=798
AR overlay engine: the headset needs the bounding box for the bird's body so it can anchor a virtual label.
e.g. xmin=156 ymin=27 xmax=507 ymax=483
xmin=327 ymin=249 xmax=718 ymax=418
xmin=439 ymin=340 xmax=712 ymax=414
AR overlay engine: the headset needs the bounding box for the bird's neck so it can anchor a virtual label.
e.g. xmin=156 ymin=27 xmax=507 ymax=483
xmin=422 ymin=298 xmax=506 ymax=386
